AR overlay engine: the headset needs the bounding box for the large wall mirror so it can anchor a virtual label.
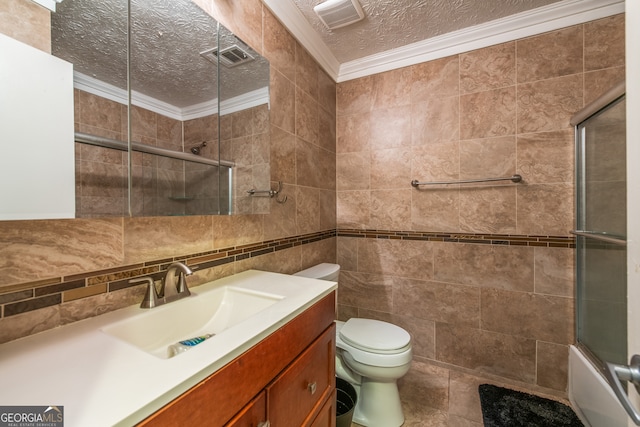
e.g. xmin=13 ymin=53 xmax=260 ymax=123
xmin=0 ymin=0 xmax=269 ymax=220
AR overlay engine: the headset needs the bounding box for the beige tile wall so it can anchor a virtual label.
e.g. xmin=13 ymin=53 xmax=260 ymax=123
xmin=336 ymin=14 xmax=625 ymax=403
xmin=0 ymin=0 xmax=336 ymax=339
xmin=0 ymin=0 xmax=626 ymax=418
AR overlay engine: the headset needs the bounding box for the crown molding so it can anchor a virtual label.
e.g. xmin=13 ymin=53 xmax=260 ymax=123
xmin=218 ymin=87 xmax=270 ymax=116
xmin=30 ymin=0 xmax=62 ymax=12
xmin=262 ymin=0 xmax=341 ymax=80
xmin=337 ymin=0 xmax=624 ymax=82
xmin=74 ymin=73 xmax=269 ymax=121
xmin=263 ymin=0 xmax=624 ymax=83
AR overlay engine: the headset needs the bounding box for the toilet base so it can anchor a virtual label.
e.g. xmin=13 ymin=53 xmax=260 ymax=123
xmin=352 ymin=377 xmax=404 ymax=427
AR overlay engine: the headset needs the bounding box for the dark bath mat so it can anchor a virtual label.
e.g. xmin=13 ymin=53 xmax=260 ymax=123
xmin=478 ymin=384 xmax=584 ymax=427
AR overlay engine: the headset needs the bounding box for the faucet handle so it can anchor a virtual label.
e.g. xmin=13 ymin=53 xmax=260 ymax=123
xmin=177 ymin=271 xmax=191 ymax=295
xmin=130 ymin=277 xmax=159 ymax=309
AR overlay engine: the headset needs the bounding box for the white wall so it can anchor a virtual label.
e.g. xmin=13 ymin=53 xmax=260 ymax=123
xmin=626 ymin=2 xmax=640 ymax=426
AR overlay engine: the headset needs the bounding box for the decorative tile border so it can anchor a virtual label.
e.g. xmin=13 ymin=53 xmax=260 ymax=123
xmin=337 ymin=229 xmax=576 ymax=248
xmin=0 ymin=228 xmax=574 ymax=320
xmin=0 ymin=230 xmax=336 ymax=319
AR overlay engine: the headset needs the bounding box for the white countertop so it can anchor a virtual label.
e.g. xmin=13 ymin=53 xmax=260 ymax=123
xmin=0 ymin=270 xmax=336 ymax=427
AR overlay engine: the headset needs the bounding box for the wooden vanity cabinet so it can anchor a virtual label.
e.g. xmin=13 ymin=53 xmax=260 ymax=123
xmin=138 ymin=292 xmax=336 ymax=427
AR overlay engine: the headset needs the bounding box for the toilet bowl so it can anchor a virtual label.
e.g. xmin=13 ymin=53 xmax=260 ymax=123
xmin=294 ymin=264 xmax=413 ymax=427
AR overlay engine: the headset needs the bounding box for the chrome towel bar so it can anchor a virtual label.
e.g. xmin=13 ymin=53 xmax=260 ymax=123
xmin=247 ymin=181 xmax=287 ymax=203
xmin=411 ymin=174 xmax=522 ymax=187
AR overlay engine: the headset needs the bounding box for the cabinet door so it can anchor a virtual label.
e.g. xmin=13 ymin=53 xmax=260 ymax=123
xmin=226 ymin=391 xmax=267 ymax=427
xmin=267 ymin=325 xmax=335 ymax=427
xmin=308 ymin=389 xmax=336 ymax=427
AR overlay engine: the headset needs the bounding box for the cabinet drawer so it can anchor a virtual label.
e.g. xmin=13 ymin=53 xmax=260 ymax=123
xmin=225 ymin=391 xmax=267 ymax=427
xmin=267 ymin=324 xmax=335 ymax=427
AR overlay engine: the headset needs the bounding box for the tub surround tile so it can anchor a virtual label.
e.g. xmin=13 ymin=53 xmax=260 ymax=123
xmin=534 ymin=247 xmax=575 ymax=297
xmin=480 ymin=288 xmax=574 ymax=344
xmin=434 ymin=243 xmax=534 ymax=292
xmin=295 ymin=87 xmax=319 ymax=145
xmin=516 ymin=182 xmax=574 ymax=236
xmin=336 ymin=238 xmax=358 ymax=271
xmin=337 ymin=75 xmax=373 ymax=115
xmin=296 ymin=45 xmax=320 ymax=100
xmin=373 ymin=67 xmax=413 ymax=109
xmin=370 ymin=148 xmax=413 ymax=189
xmin=460 ymin=42 xmax=515 ymax=94
xmin=516 ymin=130 xmax=574 ymax=184
xmin=263 ymin=8 xmax=296 ymax=81
xmin=516 ymin=75 xmax=583 ymax=134
xmin=337 ymin=191 xmax=371 ymax=229
xmin=460 ymin=87 xmax=516 ymax=139
xmin=411 ymin=189 xmax=461 ymax=232
xmin=460 ymin=136 xmax=516 ymax=180
xmin=459 ymin=187 xmax=517 ymax=234
xmin=516 ymin=26 xmax=583 ymax=83
xmin=584 ymin=67 xmax=625 ymax=105
xmin=369 ymin=189 xmax=412 ymax=230
xmin=393 ymin=278 xmax=480 ymax=328
xmin=411 ymin=56 xmax=459 ymax=101
xmin=357 ymin=238 xmax=434 ymax=280
xmin=270 ymin=126 xmax=296 ymax=183
xmin=338 ymin=271 xmax=393 ymax=312
xmin=295 ymin=187 xmax=321 ymax=235
xmin=337 ymin=152 xmax=370 ymax=191
xmin=411 ymin=96 xmax=460 ymax=144
xmin=270 ymin=68 xmax=295 ymax=133
xmin=262 ymin=193 xmax=298 ymax=240
xmin=318 ymin=69 xmax=337 ymax=116
xmin=336 ymin=112 xmax=371 ymax=153
xmin=536 ymin=342 xmax=570 ymax=391
xmin=436 ymin=323 xmax=537 ymax=383
xmin=411 ymin=141 xmax=460 ymax=183
xmin=369 ymin=105 xmax=413 ymax=150
xmin=319 ymin=189 xmax=337 ymax=230
xmin=318 ymin=107 xmax=337 ymax=154
xmin=584 ymin=14 xmax=625 ymax=71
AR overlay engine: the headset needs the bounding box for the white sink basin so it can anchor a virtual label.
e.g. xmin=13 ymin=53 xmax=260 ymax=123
xmin=102 ymin=285 xmax=284 ymax=359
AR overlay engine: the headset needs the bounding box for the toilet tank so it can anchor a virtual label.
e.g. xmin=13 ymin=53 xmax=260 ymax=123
xmin=294 ymin=263 xmax=340 ymax=281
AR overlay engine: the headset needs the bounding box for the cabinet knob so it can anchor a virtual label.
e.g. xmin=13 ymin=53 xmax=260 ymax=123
xmin=257 ymin=421 xmax=270 ymax=427
xmin=307 ymin=381 xmax=317 ymax=395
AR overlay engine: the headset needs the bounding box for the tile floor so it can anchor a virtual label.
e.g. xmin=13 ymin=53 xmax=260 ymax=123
xmin=350 ymin=358 xmax=571 ymax=426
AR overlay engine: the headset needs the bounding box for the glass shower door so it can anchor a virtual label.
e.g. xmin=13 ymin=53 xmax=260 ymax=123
xmin=575 ymin=95 xmax=627 ymax=367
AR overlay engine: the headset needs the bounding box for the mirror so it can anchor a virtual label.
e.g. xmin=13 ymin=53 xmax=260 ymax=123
xmin=47 ymin=0 xmax=269 ymax=217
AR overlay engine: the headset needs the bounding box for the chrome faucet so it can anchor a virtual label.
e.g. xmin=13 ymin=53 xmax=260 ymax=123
xmin=162 ymin=262 xmax=193 ymax=299
xmin=130 ymin=262 xmax=194 ymax=309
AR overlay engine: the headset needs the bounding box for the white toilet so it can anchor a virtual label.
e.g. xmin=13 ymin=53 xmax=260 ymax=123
xmin=295 ymin=263 xmax=413 ymax=427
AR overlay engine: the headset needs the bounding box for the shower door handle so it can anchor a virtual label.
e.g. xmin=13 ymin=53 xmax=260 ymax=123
xmin=604 ymin=354 xmax=640 ymax=425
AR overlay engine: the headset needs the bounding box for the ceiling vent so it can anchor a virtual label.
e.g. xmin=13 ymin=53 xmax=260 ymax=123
xmin=313 ymin=0 xmax=365 ymax=30
xmin=200 ymin=45 xmax=254 ymax=68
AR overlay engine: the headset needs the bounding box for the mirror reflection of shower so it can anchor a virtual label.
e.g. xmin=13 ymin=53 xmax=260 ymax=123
xmin=191 ymin=141 xmax=207 ymax=155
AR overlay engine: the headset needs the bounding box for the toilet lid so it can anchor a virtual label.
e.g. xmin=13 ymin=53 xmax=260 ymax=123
xmin=339 ymin=318 xmax=411 ymax=353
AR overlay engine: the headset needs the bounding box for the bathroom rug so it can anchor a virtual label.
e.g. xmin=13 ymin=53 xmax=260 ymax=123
xmin=478 ymin=384 xmax=583 ymax=426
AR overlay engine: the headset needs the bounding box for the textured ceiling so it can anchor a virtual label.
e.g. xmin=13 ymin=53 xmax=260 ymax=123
xmin=292 ymin=0 xmax=564 ymax=63
xmin=51 ymin=0 xmax=269 ymax=109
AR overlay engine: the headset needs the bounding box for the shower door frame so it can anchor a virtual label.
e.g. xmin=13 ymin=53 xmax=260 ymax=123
xmin=569 ymin=81 xmax=634 ymax=427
